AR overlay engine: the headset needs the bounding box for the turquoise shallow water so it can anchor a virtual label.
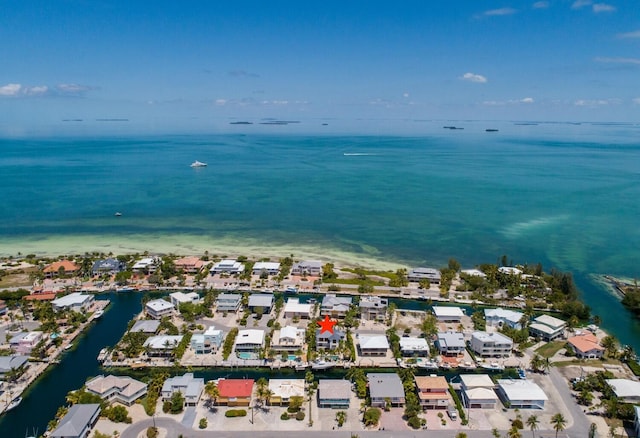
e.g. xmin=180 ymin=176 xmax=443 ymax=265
xmin=1 ymin=121 xmax=640 ymax=345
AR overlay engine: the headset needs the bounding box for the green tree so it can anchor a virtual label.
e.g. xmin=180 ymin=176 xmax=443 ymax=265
xmin=205 ymin=380 xmax=219 ymax=406
xmin=170 ymin=391 xmax=185 ymax=414
xmin=551 ymin=413 xmax=566 ymax=438
xmin=363 ymin=407 xmax=381 ymax=426
xmin=601 ymin=335 xmax=619 ymax=358
xmin=336 ymin=410 xmax=347 ymax=427
xmin=526 ymin=415 xmax=539 ymax=438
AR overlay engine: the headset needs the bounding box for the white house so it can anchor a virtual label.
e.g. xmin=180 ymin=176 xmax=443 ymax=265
xmin=291 ymin=260 xmax=322 ymax=276
xmin=470 ymin=331 xmax=513 ymax=358
xmin=606 ymin=379 xmax=640 ymax=403
xmin=10 ymin=331 xmax=43 ymax=355
xmin=268 ymin=379 xmax=305 ymax=406
xmin=271 ymin=326 xmax=305 ymax=352
xmin=321 ymin=295 xmax=352 ymax=318
xmin=408 ymin=267 xmax=441 ymax=284
xmin=210 ymin=259 xmax=245 ymax=275
xmin=85 ymin=375 xmax=147 ymax=406
xmin=368 ymin=373 xmax=405 ymax=407
xmin=529 ymin=314 xmax=566 ymax=341
xmin=359 ymin=296 xmax=388 ymax=321
xmin=169 ymin=292 xmax=201 ymax=309
xmin=145 ymin=299 xmax=175 ymax=319
xmin=358 ymin=334 xmax=389 ymax=357
xmin=132 ymin=257 xmax=159 ymax=273
xmin=252 ymin=261 xmax=281 ymax=276
xmin=190 ymin=326 xmax=224 ymax=354
xmin=143 ymin=335 xmax=183 ymax=356
xmin=484 ymin=308 xmax=524 ymax=330
xmin=432 ymin=306 xmax=464 ymax=323
xmin=235 ymin=329 xmax=265 ymax=353
xmin=161 ymin=373 xmax=204 ymax=407
xmin=460 ymin=374 xmax=498 ymax=409
xmin=216 ymin=293 xmax=242 ymax=312
xmin=436 ymin=331 xmax=465 ymax=356
xmin=399 ymin=337 xmax=430 ymax=357
xmin=496 ymin=379 xmax=548 ymax=409
xmin=52 ymin=292 xmax=95 ymax=312
xmin=283 ymin=298 xmax=313 ymax=319
xmin=50 ymin=404 xmax=100 ymax=438
xmin=248 ymin=294 xmax=274 ymax=313
xmin=461 ymin=269 xmax=487 ymax=278
xmin=316 ymin=328 xmax=346 ymax=351
xmin=498 ymin=266 xmax=523 ymax=276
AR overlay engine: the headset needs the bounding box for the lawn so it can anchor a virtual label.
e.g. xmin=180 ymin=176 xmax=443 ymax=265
xmin=534 ymin=341 xmax=566 ymax=358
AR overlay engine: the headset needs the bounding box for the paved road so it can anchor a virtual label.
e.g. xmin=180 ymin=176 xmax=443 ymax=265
xmin=549 ymin=366 xmax=594 ymax=437
xmin=121 ymin=417 xmax=573 ymax=438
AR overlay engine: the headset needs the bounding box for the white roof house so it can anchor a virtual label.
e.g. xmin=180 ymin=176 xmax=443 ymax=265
xmin=85 ymin=375 xmax=147 ymax=406
xmin=252 ymin=261 xmax=281 ymax=275
xmin=283 ymin=298 xmax=313 ymax=318
xmin=399 ymin=337 xmax=429 ymax=356
xmin=529 ymin=314 xmax=567 ymax=341
xmin=408 ymin=267 xmax=442 ymax=283
xmin=145 ymin=299 xmax=175 ymax=319
xmin=271 ymin=326 xmax=305 ymax=351
xmin=52 ymin=292 xmax=94 ymax=312
xmin=161 ymin=373 xmax=204 ymax=407
xmin=358 ymin=334 xmax=389 ymax=356
xmin=496 ymin=379 xmax=548 ymax=409
xmin=143 ymin=335 xmax=183 ymax=350
xmin=129 ymin=320 xmax=161 ymax=333
xmin=461 ymin=269 xmax=487 ymax=278
xmin=268 ymin=379 xmax=305 ymax=404
xmin=607 ymin=379 xmax=640 ymax=403
xmin=210 ymin=259 xmax=245 ymax=274
xmin=432 ymin=306 xmax=464 ymax=322
xmin=248 ymin=294 xmax=274 ymax=310
xmin=470 ymin=331 xmax=513 ymax=358
xmin=235 ymin=329 xmax=265 ymax=351
xmin=460 ymin=374 xmax=495 ymax=390
xmin=498 ymin=266 xmax=523 ymax=275
xmin=291 ymin=260 xmax=322 ymax=276
xmin=484 ymin=308 xmax=524 ymax=329
xmin=132 ymin=257 xmax=159 ymax=271
xmin=169 ymin=292 xmax=200 ymax=308
xmin=436 ymin=331 xmax=466 ymax=356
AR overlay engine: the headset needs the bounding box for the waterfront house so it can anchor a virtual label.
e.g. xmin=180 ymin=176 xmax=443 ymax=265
xmin=271 ymin=326 xmax=305 ymax=352
xmin=283 ymin=298 xmax=313 ymax=319
xmin=169 ymin=291 xmax=201 ymax=309
xmin=606 ymin=379 xmax=640 ymax=403
xmin=85 ymin=375 xmax=147 ymax=406
xmin=528 ymin=314 xmax=566 ymax=341
xmin=235 ymin=329 xmax=265 ymax=353
xmin=460 ymin=374 xmax=498 ymax=409
xmin=129 ymin=319 xmax=160 ymax=334
xmin=358 ymin=334 xmax=389 ymax=357
xmin=470 ymin=331 xmax=513 ymax=358
xmin=174 ymin=256 xmax=205 ymax=273
xmin=161 ymin=373 xmax=204 ymax=407
xmin=461 ymin=269 xmax=487 ymax=278
xmin=291 ymin=260 xmax=322 ymax=276
xmin=316 ymin=328 xmax=346 ymax=351
xmin=52 ymin=292 xmax=95 ymax=313
xmin=567 ymin=332 xmax=604 ymax=359
xmin=496 ymin=379 xmax=547 ymax=409
xmin=321 ymin=294 xmax=352 ymax=318
xmin=359 ymin=296 xmax=388 ymax=321
xmin=144 ymin=299 xmax=175 ymax=319
xmin=317 ymin=379 xmax=351 ymax=408
xmin=132 ymin=257 xmax=159 ymax=274
xmin=248 ymin=294 xmax=274 ymax=313
xmin=43 ymin=260 xmax=79 ymax=279
xmin=399 ymin=337 xmax=430 ymax=357
xmin=215 ymin=293 xmax=242 ymax=313
xmin=10 ymin=331 xmax=43 ymax=355
xmin=408 ymin=267 xmax=441 ymax=284
xmin=484 ymin=308 xmax=524 ymax=330
xmin=268 ymin=379 xmax=305 ymax=405
xmin=432 ymin=306 xmax=464 ymax=323
xmin=190 ymin=326 xmax=224 ymax=354
xmin=0 ymin=355 xmax=29 ymax=379
xmin=216 ymin=378 xmax=254 ymax=406
xmin=143 ymin=335 xmax=183 ymax=357
xmin=415 ymin=375 xmax=450 ymax=409
xmin=50 ymin=403 xmax=100 ymax=438
xmin=436 ymin=331 xmax=466 ymax=357
xmin=91 ymin=258 xmax=125 ymax=277
xmin=210 ymin=259 xmax=245 ymax=275
xmin=498 ymin=266 xmax=523 ymax=276
xmin=368 ymin=373 xmax=405 ymax=407
xmin=252 ymin=261 xmax=281 ymax=276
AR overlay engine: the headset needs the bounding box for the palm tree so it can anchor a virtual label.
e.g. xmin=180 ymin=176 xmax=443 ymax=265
xmin=551 ymin=413 xmax=566 ymax=438
xmin=492 ymin=428 xmax=502 ymax=438
xmin=530 ymin=354 xmax=543 ymax=373
xmin=526 ymin=415 xmax=539 ymax=438
xmin=507 ymin=428 xmax=522 ymax=438
xmin=204 ymin=380 xmax=219 ymax=407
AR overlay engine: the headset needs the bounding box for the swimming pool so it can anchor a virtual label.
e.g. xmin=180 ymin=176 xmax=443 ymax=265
xmin=237 ymin=352 xmax=258 ymax=360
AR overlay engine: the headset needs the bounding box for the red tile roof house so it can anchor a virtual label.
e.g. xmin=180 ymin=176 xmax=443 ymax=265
xmin=216 ymin=379 xmax=254 ymax=406
xmin=174 ymin=256 xmax=206 ymax=274
xmin=43 ymin=260 xmax=80 ymax=279
xmin=567 ymin=333 xmax=605 ymax=359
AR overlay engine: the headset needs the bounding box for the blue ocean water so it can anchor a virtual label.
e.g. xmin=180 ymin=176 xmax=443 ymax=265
xmin=1 ymin=121 xmax=639 ymax=346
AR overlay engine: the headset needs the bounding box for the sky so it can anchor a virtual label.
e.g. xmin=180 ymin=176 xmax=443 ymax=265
xmin=1 ymin=0 xmax=639 ymax=135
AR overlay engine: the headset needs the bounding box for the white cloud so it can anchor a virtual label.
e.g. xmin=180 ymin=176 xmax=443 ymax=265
xmin=56 ymin=83 xmax=93 ymax=95
xmin=593 ymin=3 xmax=616 ymax=12
xmin=532 ymin=1 xmax=549 ymax=8
xmin=25 ymin=86 xmax=48 ymax=96
xmin=521 ymin=97 xmax=535 ymax=103
xmin=215 ymin=99 xmax=227 ymax=105
xmin=595 ymin=57 xmax=640 ymax=65
xmin=617 ymin=30 xmax=640 ymax=39
xmin=574 ymin=98 xmax=621 ymax=107
xmin=572 ymin=0 xmax=592 ymax=9
xmin=460 ymin=72 xmax=488 ymax=83
xmin=483 ymin=97 xmax=535 ymax=106
xmin=632 ymin=98 xmax=640 ymax=105
xmin=0 ymin=83 xmax=23 ymax=96
xmin=403 ymin=92 xmax=409 ymax=98
xmin=483 ymin=7 xmax=517 ymax=16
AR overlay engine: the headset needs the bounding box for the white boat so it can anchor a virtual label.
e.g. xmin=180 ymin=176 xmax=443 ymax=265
xmin=93 ymin=310 xmax=104 ymax=319
xmin=114 ymin=212 xmax=122 ymax=217
xmin=64 ymin=344 xmax=73 ymax=350
xmin=311 ymin=360 xmax=335 ymax=370
xmin=190 ymin=160 xmax=207 ymax=168
xmin=6 ymin=396 xmax=22 ymax=412
xmin=481 ymin=362 xmax=505 ymax=371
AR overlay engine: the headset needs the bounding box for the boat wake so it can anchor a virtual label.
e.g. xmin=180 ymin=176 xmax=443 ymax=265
xmin=343 ymin=153 xmax=378 ymax=156
xmin=501 ymin=214 xmax=569 ymax=238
